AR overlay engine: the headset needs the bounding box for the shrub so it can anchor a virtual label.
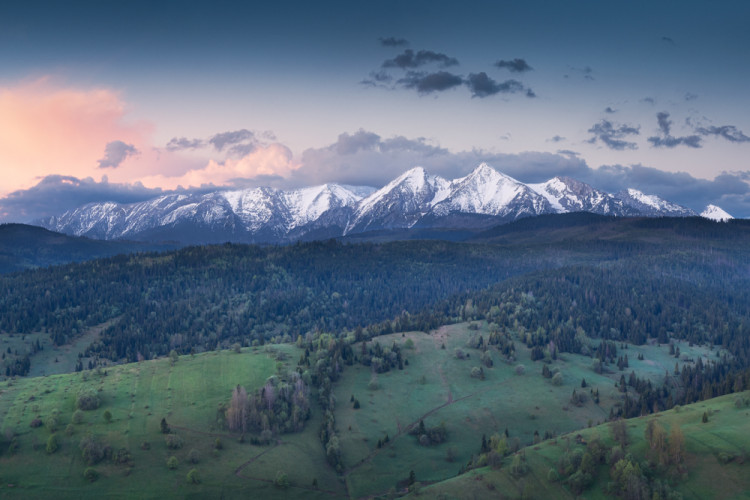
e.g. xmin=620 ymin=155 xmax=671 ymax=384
xmin=275 ymin=471 xmax=289 ymax=488
xmin=167 ymin=456 xmax=178 ymax=469
xmin=470 ymin=366 xmax=483 ymax=379
xmin=45 ymin=414 xmax=60 ymax=432
xmin=79 ymin=434 xmax=106 ymax=465
xmin=165 ymin=434 xmax=184 ymax=450
xmin=46 ymin=433 xmax=59 ymax=454
xmin=113 ymin=448 xmax=132 ymax=465
xmin=188 ymin=448 xmax=201 ymax=464
xmin=76 ymin=388 xmax=100 ymax=411
xmin=83 ymin=467 xmax=99 ymax=482
xmin=103 ymin=410 xmax=112 ymax=423
xmin=30 ymin=418 xmax=42 ymax=428
xmin=65 ymin=424 xmax=75 ymax=436
xmin=515 ymin=364 xmax=526 ymax=376
xmin=72 ymin=410 xmax=85 ymax=424
xmin=187 ymin=468 xmax=200 ymax=484
xmin=214 ymin=438 xmax=223 ymax=450
xmin=551 ymin=372 xmax=563 ymax=386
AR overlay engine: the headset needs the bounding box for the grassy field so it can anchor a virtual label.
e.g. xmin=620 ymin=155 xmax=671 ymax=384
xmin=415 ymin=390 xmax=750 ymax=499
xmin=333 ymin=322 xmax=720 ymax=498
xmin=0 ymin=322 xmax=734 ymax=499
xmin=0 ymin=345 xmax=351 ymax=499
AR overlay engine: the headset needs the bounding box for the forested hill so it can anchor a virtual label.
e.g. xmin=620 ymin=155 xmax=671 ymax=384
xmin=0 ymin=216 xmax=748 ymax=370
xmin=0 ymin=223 xmax=179 ymax=274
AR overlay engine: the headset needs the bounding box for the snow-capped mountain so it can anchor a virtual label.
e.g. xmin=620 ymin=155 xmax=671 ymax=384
xmin=701 ymin=204 xmax=733 ymax=222
xmin=528 ymin=177 xmax=638 ymax=216
xmin=37 ymin=163 xmax=730 ymax=244
xmin=617 ymin=188 xmax=697 ymax=217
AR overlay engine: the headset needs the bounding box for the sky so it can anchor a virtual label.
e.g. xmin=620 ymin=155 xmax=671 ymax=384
xmin=1 ymin=0 xmax=750 ymax=221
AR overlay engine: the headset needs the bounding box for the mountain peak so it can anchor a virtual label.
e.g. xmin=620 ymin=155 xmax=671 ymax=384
xmin=701 ymin=204 xmax=733 ymax=222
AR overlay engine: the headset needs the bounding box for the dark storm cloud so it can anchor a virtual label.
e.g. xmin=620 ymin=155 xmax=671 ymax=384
xmin=465 ymin=73 xmax=527 ymax=98
xmin=383 ymin=49 xmax=459 ymax=69
xmin=647 ymin=112 xmax=702 ymax=148
xmin=587 ymin=120 xmax=640 ymax=150
xmin=166 ymin=137 xmax=205 ymax=151
xmin=397 ymin=71 xmax=464 ymax=94
xmin=379 ymin=36 xmax=409 ymax=47
xmin=494 ymin=58 xmax=533 ymax=72
xmin=696 ymin=125 xmax=750 ymax=143
xmin=97 ymin=140 xmax=139 ymax=169
xmin=0 ymin=175 xmax=166 ymax=222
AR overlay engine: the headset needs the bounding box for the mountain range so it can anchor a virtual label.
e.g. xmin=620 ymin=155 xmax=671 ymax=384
xmin=37 ymin=163 xmax=733 ymax=244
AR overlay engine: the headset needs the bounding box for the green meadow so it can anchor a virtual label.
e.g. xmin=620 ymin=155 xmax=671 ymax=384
xmin=0 ymin=322 xmax=736 ymax=499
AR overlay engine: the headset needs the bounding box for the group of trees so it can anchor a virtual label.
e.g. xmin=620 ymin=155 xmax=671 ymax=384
xmin=225 ymin=372 xmax=311 ymax=436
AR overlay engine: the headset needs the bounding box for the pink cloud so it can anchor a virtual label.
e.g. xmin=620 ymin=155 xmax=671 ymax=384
xmin=0 ymin=77 xmax=154 ymax=195
xmin=140 ymin=143 xmax=299 ymax=190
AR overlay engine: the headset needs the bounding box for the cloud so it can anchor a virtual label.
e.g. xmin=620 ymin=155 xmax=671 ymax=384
xmin=494 ymin=58 xmax=533 ymax=73
xmin=605 ymin=106 xmax=617 ymax=114
xmin=557 ymin=149 xmax=580 ymax=157
xmin=165 ymin=129 xmax=270 ymax=157
xmin=684 ymin=92 xmax=698 ymax=101
xmin=465 ymin=73 xmax=529 ymax=98
xmin=566 ymin=66 xmax=595 ymax=80
xmin=360 ymin=70 xmax=394 ymax=88
xmin=547 ymin=135 xmax=566 ymax=143
xmin=379 ymin=37 xmax=409 ymax=47
xmin=579 ymin=164 xmax=750 ymax=217
xmin=661 ymin=36 xmax=675 ymax=44
xmin=97 ymin=140 xmax=139 ymax=168
xmin=166 ymin=137 xmax=205 ymax=151
xmin=587 ymin=120 xmax=640 ymax=150
xmin=696 ymin=125 xmax=750 ymax=143
xmin=647 ymin=112 xmax=702 ymax=148
xmin=397 ymin=71 xmax=464 ymax=94
xmin=334 ymin=130 xmax=382 ymax=154
xmin=209 ymin=129 xmax=257 ymax=155
xmin=0 ymin=175 xmax=166 ymax=223
xmin=293 ymin=129 xmax=589 ymax=188
xmin=383 ymin=49 xmax=459 ymax=69
xmin=641 ymin=97 xmax=656 ymax=105
xmin=0 ymin=77 xmax=153 ymax=196
xmin=140 ymin=143 xmax=298 ymax=191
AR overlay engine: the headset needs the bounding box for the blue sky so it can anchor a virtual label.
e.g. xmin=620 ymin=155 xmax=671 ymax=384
xmin=1 ymin=0 xmax=749 ymax=220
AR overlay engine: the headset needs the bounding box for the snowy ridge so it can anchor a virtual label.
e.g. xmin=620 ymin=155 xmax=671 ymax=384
xmin=37 ymin=163 xmax=733 ymax=244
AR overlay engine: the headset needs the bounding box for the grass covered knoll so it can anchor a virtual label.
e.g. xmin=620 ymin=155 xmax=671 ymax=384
xmin=0 ymin=345 xmax=345 ymax=499
xmin=414 ymin=390 xmax=750 ymax=499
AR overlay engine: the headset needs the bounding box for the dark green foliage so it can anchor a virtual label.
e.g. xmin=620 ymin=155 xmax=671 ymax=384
xmin=46 ymin=433 xmax=59 ymax=454
xmin=76 ymin=388 xmax=100 ymax=411
xmin=83 ymin=467 xmax=99 ymax=483
xmin=79 ymin=434 xmax=106 ymax=465
xmin=160 ymin=418 xmax=170 ymax=434
xmin=187 ymin=468 xmax=200 ymax=484
xmin=165 ymin=434 xmax=183 ymax=450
